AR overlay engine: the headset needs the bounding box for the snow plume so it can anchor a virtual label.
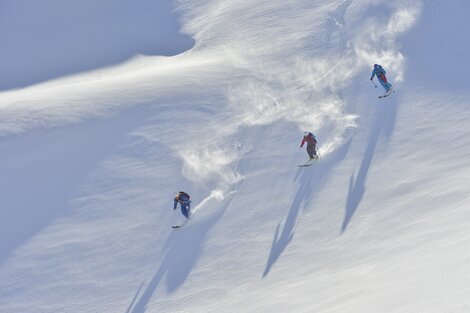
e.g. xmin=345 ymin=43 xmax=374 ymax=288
xmin=176 ymin=0 xmax=359 ymax=155
xmin=195 ymin=0 xmax=422 ymax=154
xmin=190 ymin=188 xmax=237 ymax=216
xmin=175 ymin=0 xmax=423 ymax=157
xmin=349 ymin=0 xmax=423 ymax=83
xmin=179 ymin=131 xmax=244 ymax=186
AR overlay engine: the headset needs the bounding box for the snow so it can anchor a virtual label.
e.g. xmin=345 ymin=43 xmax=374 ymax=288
xmin=1 ymin=0 xmax=470 ymax=312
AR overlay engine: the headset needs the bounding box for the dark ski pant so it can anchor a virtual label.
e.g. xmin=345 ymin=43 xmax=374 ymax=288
xmin=180 ymin=201 xmax=191 ymax=218
xmin=306 ymin=143 xmax=317 ymax=158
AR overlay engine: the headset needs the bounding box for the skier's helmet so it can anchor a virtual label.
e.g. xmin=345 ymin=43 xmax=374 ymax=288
xmin=374 ymin=64 xmax=379 ymax=68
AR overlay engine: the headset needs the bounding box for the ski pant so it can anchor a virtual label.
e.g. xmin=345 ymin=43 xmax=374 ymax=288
xmin=378 ymin=77 xmax=392 ymax=92
xmin=306 ymin=143 xmax=317 ymax=158
xmin=180 ymin=201 xmax=191 ymax=218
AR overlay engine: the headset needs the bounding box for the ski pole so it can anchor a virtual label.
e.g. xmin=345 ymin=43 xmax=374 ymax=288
xmin=370 ymin=79 xmax=377 ymax=88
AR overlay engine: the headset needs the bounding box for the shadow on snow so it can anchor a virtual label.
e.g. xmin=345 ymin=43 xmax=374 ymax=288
xmin=0 ymin=0 xmax=195 ymax=91
xmin=263 ymin=140 xmax=351 ymax=277
xmin=0 ymin=107 xmax=150 ymax=265
xmin=341 ymin=98 xmax=398 ymax=233
xmin=126 ymin=192 xmax=235 ymax=313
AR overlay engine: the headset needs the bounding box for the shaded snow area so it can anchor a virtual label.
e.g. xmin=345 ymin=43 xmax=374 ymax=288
xmin=1 ymin=0 xmax=469 ymax=312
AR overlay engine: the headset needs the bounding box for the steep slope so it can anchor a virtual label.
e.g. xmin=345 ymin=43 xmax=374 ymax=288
xmin=0 ymin=1 xmax=469 ymax=313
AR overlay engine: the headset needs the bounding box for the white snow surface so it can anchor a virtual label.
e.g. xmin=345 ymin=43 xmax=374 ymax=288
xmin=1 ymin=0 xmax=470 ymax=312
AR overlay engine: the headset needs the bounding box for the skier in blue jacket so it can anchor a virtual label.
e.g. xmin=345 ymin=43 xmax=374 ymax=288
xmin=370 ymin=64 xmax=392 ymax=94
xmin=174 ymin=191 xmax=191 ymax=218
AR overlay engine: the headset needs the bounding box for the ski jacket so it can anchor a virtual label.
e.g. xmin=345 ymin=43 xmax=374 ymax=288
xmin=174 ymin=192 xmax=190 ymax=209
xmin=300 ymin=133 xmax=317 ymax=147
xmin=370 ymin=65 xmax=387 ymax=81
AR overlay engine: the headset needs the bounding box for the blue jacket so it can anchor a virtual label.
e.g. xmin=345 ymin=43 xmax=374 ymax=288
xmin=370 ymin=65 xmax=386 ymax=80
xmin=174 ymin=192 xmax=190 ymax=210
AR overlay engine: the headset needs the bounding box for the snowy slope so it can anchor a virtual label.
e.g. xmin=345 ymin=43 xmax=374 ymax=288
xmin=1 ymin=0 xmax=470 ymax=312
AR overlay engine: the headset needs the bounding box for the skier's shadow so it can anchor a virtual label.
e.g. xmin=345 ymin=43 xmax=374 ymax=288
xmin=341 ymin=99 xmax=397 ymax=233
xmin=126 ymin=192 xmax=235 ymax=313
xmin=262 ymin=141 xmax=351 ymax=277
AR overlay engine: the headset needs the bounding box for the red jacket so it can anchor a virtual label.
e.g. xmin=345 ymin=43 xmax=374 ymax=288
xmin=300 ymin=133 xmax=317 ymax=147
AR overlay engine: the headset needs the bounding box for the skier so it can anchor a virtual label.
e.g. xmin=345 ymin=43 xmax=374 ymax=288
xmin=173 ymin=191 xmax=191 ymax=219
xmin=300 ymin=132 xmax=318 ymax=160
xmin=370 ymin=64 xmax=393 ymax=95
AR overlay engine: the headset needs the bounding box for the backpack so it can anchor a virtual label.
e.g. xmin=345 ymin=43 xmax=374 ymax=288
xmin=311 ymin=134 xmax=317 ymax=144
xmin=179 ymin=191 xmax=190 ymax=200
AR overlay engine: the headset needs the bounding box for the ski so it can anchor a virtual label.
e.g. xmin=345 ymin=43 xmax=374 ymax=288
xmin=172 ymin=213 xmax=192 ymax=229
xmin=298 ymin=158 xmax=318 ymax=167
xmin=172 ymin=220 xmax=188 ymax=229
xmin=378 ymin=89 xmax=395 ymax=98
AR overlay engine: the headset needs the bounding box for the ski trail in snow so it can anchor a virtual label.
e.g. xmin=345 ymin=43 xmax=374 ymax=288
xmin=191 ymin=189 xmax=237 ymax=216
xmin=322 ymin=0 xmax=353 ymax=54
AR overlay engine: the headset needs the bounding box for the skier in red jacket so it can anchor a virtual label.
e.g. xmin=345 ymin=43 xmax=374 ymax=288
xmin=300 ymin=132 xmax=318 ymax=160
